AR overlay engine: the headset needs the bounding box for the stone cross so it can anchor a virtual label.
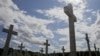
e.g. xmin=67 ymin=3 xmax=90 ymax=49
xmin=62 ymin=46 xmax=65 ymax=56
xmin=13 ymin=49 xmax=16 ymax=56
xmin=8 ymin=48 xmax=13 ymax=56
xmin=94 ymin=43 xmax=97 ymax=51
xmin=18 ymin=43 xmax=25 ymax=56
xmin=98 ymin=48 xmax=99 ymax=52
xmin=18 ymin=43 xmax=25 ymax=51
xmin=64 ymin=3 xmax=77 ymax=56
xmin=53 ymin=51 xmax=56 ymax=56
xmin=85 ymin=33 xmax=91 ymax=56
xmin=24 ymin=49 xmax=28 ymax=56
xmin=82 ymin=52 xmax=84 ymax=56
xmin=98 ymin=48 xmax=100 ymax=56
xmin=78 ymin=51 xmax=81 ymax=56
xmin=2 ymin=25 xmax=18 ymax=56
xmin=94 ymin=43 xmax=97 ymax=56
xmin=44 ymin=39 xmax=50 ymax=56
xmin=40 ymin=48 xmax=44 ymax=56
xmin=24 ymin=49 xmax=31 ymax=56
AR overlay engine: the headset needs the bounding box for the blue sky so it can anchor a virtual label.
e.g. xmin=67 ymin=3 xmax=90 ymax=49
xmin=0 ymin=0 xmax=100 ymax=53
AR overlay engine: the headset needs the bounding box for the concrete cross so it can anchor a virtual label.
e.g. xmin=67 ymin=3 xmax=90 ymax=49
xmin=98 ymin=48 xmax=100 ymax=56
xmin=78 ymin=51 xmax=81 ymax=56
xmin=18 ymin=43 xmax=25 ymax=56
xmin=18 ymin=43 xmax=25 ymax=51
xmin=40 ymin=48 xmax=44 ymax=56
xmin=85 ymin=33 xmax=91 ymax=56
xmin=25 ymin=49 xmax=28 ymax=56
xmin=98 ymin=48 xmax=99 ymax=52
xmin=44 ymin=39 xmax=50 ymax=56
xmin=24 ymin=49 xmax=31 ymax=56
xmin=94 ymin=43 xmax=97 ymax=51
xmin=94 ymin=43 xmax=98 ymax=56
xmin=13 ymin=49 xmax=16 ymax=56
xmin=53 ymin=51 xmax=56 ymax=56
xmin=62 ymin=46 xmax=65 ymax=56
xmin=2 ymin=24 xmax=18 ymax=56
xmin=82 ymin=52 xmax=84 ymax=56
xmin=64 ymin=3 xmax=77 ymax=56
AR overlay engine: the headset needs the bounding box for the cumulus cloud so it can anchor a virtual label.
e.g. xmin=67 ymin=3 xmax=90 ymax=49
xmin=92 ymin=10 xmax=100 ymax=48
xmin=57 ymin=0 xmax=84 ymax=6
xmin=36 ymin=7 xmax=68 ymax=23
xmin=56 ymin=28 xmax=69 ymax=36
xmin=0 ymin=0 xmax=55 ymax=51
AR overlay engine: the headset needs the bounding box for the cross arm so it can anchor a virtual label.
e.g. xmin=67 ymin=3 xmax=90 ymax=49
xmin=2 ymin=28 xmax=18 ymax=35
xmin=12 ymin=31 xmax=18 ymax=35
xmin=94 ymin=43 xmax=96 ymax=49
xmin=62 ymin=46 xmax=65 ymax=51
xmin=64 ymin=6 xmax=73 ymax=17
xmin=85 ymin=33 xmax=89 ymax=42
xmin=44 ymin=43 xmax=50 ymax=46
xmin=2 ymin=28 xmax=8 ymax=32
xmin=48 ymin=44 xmax=50 ymax=46
xmin=18 ymin=46 xmax=25 ymax=48
xmin=64 ymin=3 xmax=77 ymax=22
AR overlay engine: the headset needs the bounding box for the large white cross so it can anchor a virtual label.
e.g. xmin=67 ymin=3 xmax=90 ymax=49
xmin=64 ymin=3 xmax=77 ymax=56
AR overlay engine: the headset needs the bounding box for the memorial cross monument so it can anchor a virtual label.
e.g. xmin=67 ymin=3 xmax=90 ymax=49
xmin=64 ymin=3 xmax=77 ymax=56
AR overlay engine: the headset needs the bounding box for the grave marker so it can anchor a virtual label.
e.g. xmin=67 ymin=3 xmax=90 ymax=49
xmin=2 ymin=25 xmax=18 ymax=56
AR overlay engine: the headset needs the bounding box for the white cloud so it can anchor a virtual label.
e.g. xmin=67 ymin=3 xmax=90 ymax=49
xmin=36 ymin=7 xmax=68 ymax=22
xmin=57 ymin=0 xmax=84 ymax=6
xmin=0 ymin=0 xmax=55 ymax=51
xmin=76 ymin=40 xmax=86 ymax=50
xmin=0 ymin=0 xmax=19 ymax=10
xmin=59 ymin=37 xmax=69 ymax=42
xmin=0 ymin=37 xmax=5 ymax=45
xmin=56 ymin=28 xmax=69 ymax=36
xmin=92 ymin=10 xmax=100 ymax=48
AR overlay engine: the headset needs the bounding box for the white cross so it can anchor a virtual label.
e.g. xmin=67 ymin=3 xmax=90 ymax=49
xmin=64 ymin=3 xmax=77 ymax=56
